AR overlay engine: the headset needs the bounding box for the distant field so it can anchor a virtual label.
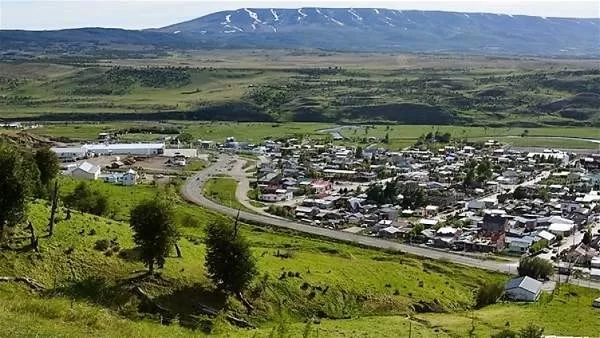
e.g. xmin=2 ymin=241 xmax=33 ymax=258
xmin=20 ymin=122 xmax=599 ymax=151
xmin=1 ymin=53 xmax=599 ymax=125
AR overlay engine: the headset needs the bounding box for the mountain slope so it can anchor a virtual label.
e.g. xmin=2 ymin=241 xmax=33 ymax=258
xmin=155 ymin=8 xmax=600 ymax=55
xmin=1 ymin=8 xmax=598 ymax=56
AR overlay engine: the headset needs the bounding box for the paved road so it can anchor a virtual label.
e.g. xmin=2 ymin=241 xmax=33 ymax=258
xmin=181 ymin=155 xmax=600 ymax=290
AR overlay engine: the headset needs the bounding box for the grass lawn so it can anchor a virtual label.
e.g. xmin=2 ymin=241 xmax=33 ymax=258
xmin=202 ymin=176 xmax=248 ymax=212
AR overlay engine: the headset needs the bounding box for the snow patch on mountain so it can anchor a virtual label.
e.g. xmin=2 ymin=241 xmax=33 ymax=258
xmin=244 ymin=8 xmax=263 ymax=23
xmin=270 ymin=9 xmax=279 ymax=21
xmin=348 ymin=8 xmax=363 ymax=21
xmin=331 ymin=18 xmax=344 ymax=26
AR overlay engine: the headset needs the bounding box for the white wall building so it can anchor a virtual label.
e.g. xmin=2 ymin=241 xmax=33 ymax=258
xmin=83 ymin=143 xmax=165 ymax=156
xmin=71 ymin=161 xmax=100 ymax=180
xmin=51 ymin=147 xmax=88 ymax=162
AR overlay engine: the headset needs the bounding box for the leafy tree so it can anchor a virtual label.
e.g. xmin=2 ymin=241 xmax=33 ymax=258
xmin=476 ymin=160 xmax=493 ymax=182
xmin=34 ymin=147 xmax=59 ymax=188
xmin=130 ymin=197 xmax=179 ymax=273
xmin=63 ymin=182 xmax=110 ymax=216
xmin=205 ymin=218 xmax=257 ymax=297
xmin=529 ymin=239 xmax=548 ymax=254
xmin=177 ymin=132 xmax=195 ymax=144
xmin=582 ymin=230 xmax=592 ymax=245
xmin=517 ymin=257 xmax=554 ymax=280
xmin=355 ymin=146 xmax=363 ymax=159
xmin=383 ymin=133 xmax=390 ymax=144
xmin=519 ymin=324 xmax=544 ymax=338
xmin=475 ymin=280 xmax=504 ymax=308
xmin=0 ymin=142 xmax=32 ymax=242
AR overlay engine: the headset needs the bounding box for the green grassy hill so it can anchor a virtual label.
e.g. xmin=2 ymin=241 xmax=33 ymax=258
xmin=0 ymin=178 xmax=598 ymax=336
xmin=1 ymin=56 xmax=599 ymax=126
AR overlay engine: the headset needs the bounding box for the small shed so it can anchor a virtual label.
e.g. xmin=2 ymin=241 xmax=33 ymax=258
xmin=504 ymin=276 xmax=542 ymax=302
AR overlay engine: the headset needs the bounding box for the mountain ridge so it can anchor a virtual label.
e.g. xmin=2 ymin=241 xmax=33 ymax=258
xmin=2 ymin=8 xmax=599 ymax=56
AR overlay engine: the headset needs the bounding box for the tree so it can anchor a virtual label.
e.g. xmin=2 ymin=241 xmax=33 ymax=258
xmin=517 ymin=257 xmax=554 ymax=280
xmin=129 ymin=197 xmax=179 ymax=273
xmin=63 ymin=182 xmax=110 ymax=216
xmin=177 ymin=132 xmax=195 ymax=145
xmin=0 ymin=142 xmax=32 ymax=243
xmin=354 ymin=146 xmax=363 ymax=159
xmin=383 ymin=133 xmax=389 ymax=144
xmin=34 ymin=147 xmax=59 ymax=189
xmin=205 ymin=218 xmax=257 ymax=299
xmin=582 ymin=230 xmax=592 ymax=245
xmin=491 ymin=329 xmax=518 ymax=338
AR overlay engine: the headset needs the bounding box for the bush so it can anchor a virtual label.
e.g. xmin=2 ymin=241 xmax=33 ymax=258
xmin=517 ymin=257 xmax=554 ymax=280
xmin=475 ymin=280 xmax=504 ymax=308
xmin=94 ymin=239 xmax=111 ymax=251
xmin=63 ymin=182 xmax=111 ymax=216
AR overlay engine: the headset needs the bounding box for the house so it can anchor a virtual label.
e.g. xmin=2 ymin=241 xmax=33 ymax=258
xmin=122 ymin=169 xmax=138 ymax=186
xmin=311 ymin=180 xmax=332 ymax=195
xmin=504 ymin=276 xmax=542 ymax=301
xmin=379 ymin=226 xmax=402 ymax=238
xmin=424 ymin=205 xmax=439 ymax=217
xmin=548 ymin=222 xmax=575 ymax=236
xmin=258 ymin=172 xmax=281 ymax=185
xmin=70 ymin=161 xmax=100 ymax=180
xmin=506 ymin=236 xmax=534 ymax=254
xmin=481 ymin=214 xmax=509 ymax=233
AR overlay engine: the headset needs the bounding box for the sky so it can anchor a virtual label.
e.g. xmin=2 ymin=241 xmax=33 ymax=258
xmin=1 ymin=0 xmax=599 ymax=30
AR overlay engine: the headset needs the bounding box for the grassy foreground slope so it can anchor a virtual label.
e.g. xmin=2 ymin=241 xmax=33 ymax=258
xmin=0 ymin=179 xmax=598 ymax=336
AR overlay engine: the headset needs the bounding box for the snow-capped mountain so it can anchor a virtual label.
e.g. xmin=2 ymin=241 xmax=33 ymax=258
xmin=2 ymin=8 xmax=598 ymax=56
xmin=153 ymin=8 xmax=600 ymax=54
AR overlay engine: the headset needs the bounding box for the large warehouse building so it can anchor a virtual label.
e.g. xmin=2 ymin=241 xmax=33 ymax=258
xmin=52 ymin=143 xmax=165 ymax=160
xmin=83 ymin=143 xmax=165 ymax=156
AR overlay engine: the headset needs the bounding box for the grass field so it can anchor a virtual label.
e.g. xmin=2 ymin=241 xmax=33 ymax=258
xmin=202 ymin=177 xmax=248 ymax=211
xmin=2 ymin=54 xmax=599 ymax=126
xmin=23 ymin=121 xmax=599 ymax=151
xmin=0 ymin=177 xmax=597 ymax=336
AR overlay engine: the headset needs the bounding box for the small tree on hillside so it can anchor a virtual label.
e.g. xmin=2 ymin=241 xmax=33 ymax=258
xmin=517 ymin=257 xmax=554 ymax=280
xmin=34 ymin=147 xmax=59 ymax=191
xmin=0 ymin=142 xmax=32 ymax=244
xmin=475 ymin=280 xmax=504 ymax=308
xmin=205 ymin=217 xmax=257 ymax=306
xmin=130 ymin=197 xmax=179 ymax=273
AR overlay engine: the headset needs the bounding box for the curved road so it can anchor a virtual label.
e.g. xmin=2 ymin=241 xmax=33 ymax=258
xmin=181 ymin=155 xmax=600 ymax=289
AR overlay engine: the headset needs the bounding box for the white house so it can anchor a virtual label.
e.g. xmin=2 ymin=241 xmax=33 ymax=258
xmin=504 ymin=276 xmax=542 ymax=301
xmin=71 ymin=161 xmax=100 ymax=180
xmin=122 ymin=169 xmax=138 ymax=186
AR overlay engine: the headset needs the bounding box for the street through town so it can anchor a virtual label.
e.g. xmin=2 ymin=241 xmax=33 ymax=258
xmin=181 ymin=154 xmax=600 ymax=290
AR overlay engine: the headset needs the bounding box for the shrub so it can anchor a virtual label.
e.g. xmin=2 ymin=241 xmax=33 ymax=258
xmin=94 ymin=239 xmax=111 ymax=251
xmin=475 ymin=280 xmax=504 ymax=308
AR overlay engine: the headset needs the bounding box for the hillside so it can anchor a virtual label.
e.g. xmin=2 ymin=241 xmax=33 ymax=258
xmin=1 ymin=58 xmax=599 ymax=126
xmin=1 ymin=8 xmax=599 ymax=56
xmin=0 ymin=177 xmax=598 ymax=336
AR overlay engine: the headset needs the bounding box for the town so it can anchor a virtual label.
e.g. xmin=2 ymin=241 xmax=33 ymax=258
xmin=50 ymin=129 xmax=600 ymax=295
